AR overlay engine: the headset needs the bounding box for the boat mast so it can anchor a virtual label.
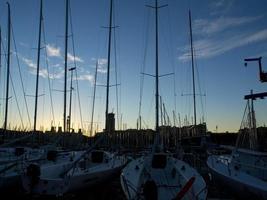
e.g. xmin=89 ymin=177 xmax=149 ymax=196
xmin=105 ymin=0 xmax=113 ymax=133
xmin=4 ymin=3 xmax=11 ymax=130
xmin=68 ymin=67 xmax=75 ymax=132
xmin=155 ymin=0 xmax=159 ymax=137
xmin=90 ymin=61 xmax=98 ymax=137
xmin=0 ymin=26 xmax=1 ymax=82
xmin=63 ymin=0 xmax=69 ymax=132
xmin=33 ymin=0 xmax=43 ymax=132
xmin=189 ymin=10 xmax=197 ymax=128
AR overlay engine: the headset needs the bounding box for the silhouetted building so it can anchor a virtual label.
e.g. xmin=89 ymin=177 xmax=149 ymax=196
xmin=106 ymin=113 xmax=115 ymax=134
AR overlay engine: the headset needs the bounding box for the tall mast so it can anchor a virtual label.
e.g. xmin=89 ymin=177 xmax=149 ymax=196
xmin=33 ymin=0 xmax=43 ymax=132
xmin=0 ymin=26 xmax=2 ymax=81
xmin=105 ymin=0 xmax=113 ymax=132
xmin=189 ymin=10 xmax=197 ymax=128
xmin=68 ymin=67 xmax=75 ymax=132
xmin=90 ymin=61 xmax=98 ymax=137
xmin=4 ymin=3 xmax=11 ymax=130
xmin=155 ymin=0 xmax=159 ymax=134
xmin=63 ymin=0 xmax=69 ymax=132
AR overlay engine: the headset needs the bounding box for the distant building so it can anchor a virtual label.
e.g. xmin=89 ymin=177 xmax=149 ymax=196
xmin=105 ymin=113 xmax=115 ymax=134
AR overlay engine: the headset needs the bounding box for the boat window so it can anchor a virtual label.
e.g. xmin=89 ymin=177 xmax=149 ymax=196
xmin=91 ymin=151 xmax=104 ymax=163
xmin=152 ymin=154 xmax=167 ymax=169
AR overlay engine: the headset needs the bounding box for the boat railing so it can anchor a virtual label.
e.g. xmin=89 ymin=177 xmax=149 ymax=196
xmin=231 ymin=159 xmax=267 ymax=180
xmin=0 ymin=154 xmax=29 ymax=175
xmin=232 ymin=159 xmax=267 ymax=170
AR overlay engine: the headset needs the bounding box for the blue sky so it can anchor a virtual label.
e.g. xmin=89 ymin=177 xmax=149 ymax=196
xmin=0 ymin=0 xmax=266 ymax=134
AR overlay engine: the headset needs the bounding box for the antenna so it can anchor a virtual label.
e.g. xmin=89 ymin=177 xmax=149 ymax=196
xmin=244 ymin=57 xmax=267 ymax=82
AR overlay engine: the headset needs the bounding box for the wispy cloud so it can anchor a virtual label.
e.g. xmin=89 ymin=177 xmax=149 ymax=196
xmin=50 ymin=70 xmax=64 ymax=79
xmin=194 ymin=15 xmax=262 ymax=35
xmin=97 ymin=58 xmax=107 ymax=65
xmin=67 ymin=53 xmax=84 ymax=63
xmin=209 ymin=0 xmax=235 ymax=16
xmin=46 ymin=44 xmax=61 ymax=57
xmin=51 ymin=63 xmax=61 ymax=68
xmin=21 ymin=55 xmax=64 ymax=79
xmin=21 ymin=57 xmax=36 ymax=69
xmin=97 ymin=58 xmax=107 ymax=74
xmin=179 ymin=28 xmax=267 ymax=61
xmin=210 ymin=0 xmax=226 ymax=8
xmin=91 ymin=58 xmax=108 ymax=74
xmin=77 ymin=74 xmax=94 ymax=85
xmin=19 ymin=42 xmax=29 ymax=48
xmin=39 ymin=69 xmax=49 ymax=78
xmin=29 ymin=67 xmax=64 ymax=79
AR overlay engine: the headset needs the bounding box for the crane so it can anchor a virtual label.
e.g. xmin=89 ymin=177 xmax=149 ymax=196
xmin=244 ymin=57 xmax=267 ymax=82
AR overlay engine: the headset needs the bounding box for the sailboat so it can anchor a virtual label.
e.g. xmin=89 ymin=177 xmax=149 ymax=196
xmin=21 ymin=0 xmax=127 ymax=195
xmin=207 ymin=90 xmax=267 ymax=199
xmin=0 ymin=2 xmax=37 ymax=190
xmin=120 ymin=1 xmax=207 ymax=199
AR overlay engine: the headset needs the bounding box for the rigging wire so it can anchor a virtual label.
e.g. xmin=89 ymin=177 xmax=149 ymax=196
xmin=237 ymin=101 xmax=248 ymax=147
xmin=69 ymin=5 xmax=83 ymax=130
xmin=0 ymin=50 xmax=7 ymax=126
xmin=183 ymin=15 xmax=193 ymax=126
xmin=42 ymin=20 xmax=55 ymax=126
xmin=112 ymin=1 xmax=120 ymax=130
xmin=0 ymin=30 xmax=3 ymax=121
xmin=165 ymin=5 xmax=177 ymax=114
xmin=11 ymin=23 xmax=31 ymax=128
xmin=90 ymin=61 xmax=98 ymax=137
xmin=9 ymin=74 xmax=24 ymax=129
xmin=194 ymin=50 xmax=206 ymax=123
xmin=1 ymin=43 xmax=24 ymax=129
xmin=138 ymin=7 xmax=151 ymax=129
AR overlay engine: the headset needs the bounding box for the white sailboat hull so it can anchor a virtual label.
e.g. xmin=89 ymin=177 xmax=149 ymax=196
xmin=121 ymin=154 xmax=207 ymax=200
xmin=207 ymin=155 xmax=267 ymax=199
xmin=22 ymin=151 xmax=127 ymax=196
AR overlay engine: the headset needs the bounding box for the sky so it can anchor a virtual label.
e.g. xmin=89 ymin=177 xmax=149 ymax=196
xmin=0 ymin=0 xmax=267 ymax=134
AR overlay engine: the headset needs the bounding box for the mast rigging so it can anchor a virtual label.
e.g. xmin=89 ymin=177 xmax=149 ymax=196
xmin=33 ymin=0 xmax=43 ymax=131
xmin=189 ymin=10 xmax=197 ymax=128
xmin=105 ymin=0 xmax=113 ymax=133
xmin=63 ymin=0 xmax=69 ymax=132
xmin=4 ymin=3 xmax=11 ymax=130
